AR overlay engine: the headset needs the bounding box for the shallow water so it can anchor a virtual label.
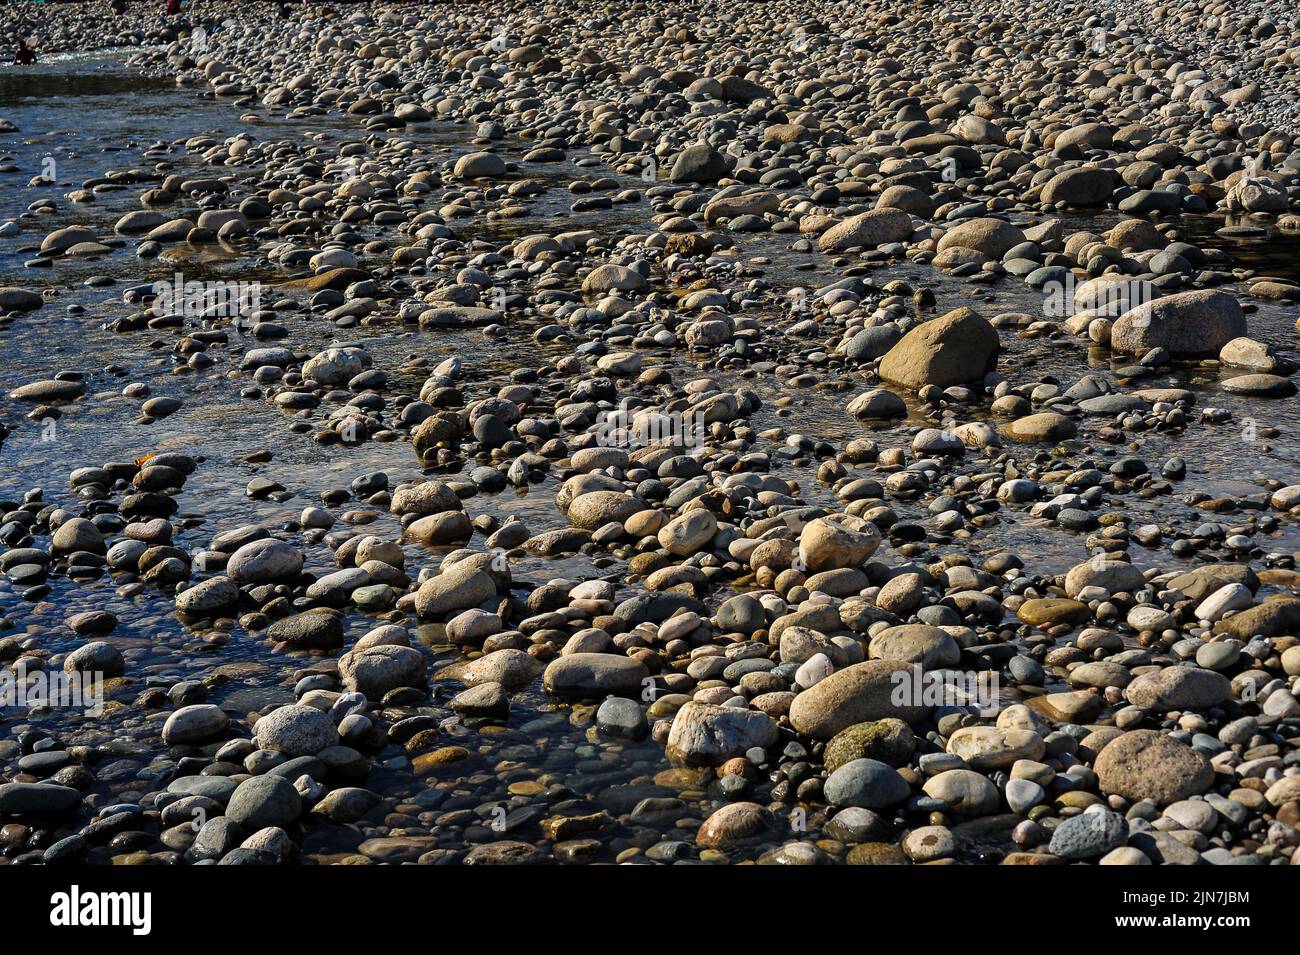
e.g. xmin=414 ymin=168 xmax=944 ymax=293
xmin=1 ymin=51 xmax=1298 ymax=863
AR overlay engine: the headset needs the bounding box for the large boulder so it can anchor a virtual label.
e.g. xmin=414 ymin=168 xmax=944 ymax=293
xmin=302 ymin=347 xmax=370 ymax=386
xmin=175 ymin=576 xmax=240 ymax=615
xmin=1123 ymin=668 xmax=1231 ymax=710
xmin=0 ymin=782 xmax=83 ymax=813
xmin=1048 ymin=810 xmax=1128 ymax=859
xmin=936 ymin=218 xmax=1025 ymax=258
xmin=1095 ymin=730 xmax=1213 ymax=804
xmin=789 ymin=660 xmax=931 ymax=739
xmin=413 ymin=561 xmax=497 ymax=619
xmin=254 ymin=704 xmax=339 ymax=757
xmin=952 ymin=115 xmax=1006 ymax=145
xmin=666 ymin=702 xmax=779 ymax=766
xmin=1064 ymin=558 xmax=1146 ymax=597
xmin=696 ymin=802 xmax=776 ymax=848
xmin=669 ymin=143 xmax=731 ymax=183
xmin=226 ymin=775 xmax=302 ymax=830
xmin=0 ymin=287 xmax=43 ymax=312
xmin=1168 ymin=564 xmax=1259 ymax=602
xmin=11 ymin=379 xmax=85 ymax=402
xmin=1040 ymin=166 xmax=1114 ymax=206
xmin=921 ymin=769 xmax=1000 ymax=816
xmin=824 ymin=758 xmax=911 ymax=808
xmin=52 ymin=518 xmax=104 ymax=554
xmin=340 ymin=645 xmax=427 ymax=699
xmin=389 ymin=480 xmax=462 ymax=516
xmin=266 ymin=610 xmax=345 ymax=649
xmin=1110 ymin=289 xmax=1246 ymax=357
xmin=40 ymin=225 xmax=97 ymax=254
xmin=418 ymin=306 xmax=500 ymax=328
xmin=227 ymin=538 xmax=303 ymax=584
xmin=404 ymin=511 xmax=474 ymax=546
xmin=704 ymin=191 xmax=781 ymax=224
xmin=581 ymin=264 xmax=647 ymax=296
xmin=799 ymin=515 xmax=881 ymax=572
xmin=878 ymin=307 xmax=999 ymax=388
xmin=824 ymin=719 xmax=915 ymax=771
xmin=718 ymin=76 xmax=773 ymax=103
xmin=868 ymin=625 xmax=960 ymax=668
xmin=657 ymin=510 xmax=718 ymax=555
xmin=1000 ymin=412 xmax=1078 ymax=443
xmin=1054 ymin=122 xmax=1114 ymax=151
xmin=845 ymin=388 xmax=906 ymax=419
xmin=818 ymin=209 xmax=914 ymax=252
xmin=566 ymin=491 xmax=647 ymax=529
xmin=162 ymin=704 xmax=229 ymax=745
xmin=1214 ymin=596 xmax=1300 ymax=639
xmin=453 ymin=151 xmax=507 ymax=179
xmin=946 ymin=726 xmax=1045 ymax=770
xmin=876 ymin=184 xmax=936 ymax=218
xmin=542 ymin=653 xmax=648 ymax=698
xmin=458 ymin=648 xmax=541 ymax=690
xmin=1225 ymin=178 xmax=1288 ymax=213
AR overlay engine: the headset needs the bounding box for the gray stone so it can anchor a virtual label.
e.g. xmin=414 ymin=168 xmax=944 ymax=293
xmin=543 ymin=653 xmax=648 ymax=698
xmin=1005 ymin=778 xmax=1045 ymax=814
xmin=176 ymin=576 xmax=240 ymax=614
xmin=449 ymin=682 xmax=510 ymax=718
xmin=339 ymin=645 xmax=426 ymax=699
xmin=596 ymin=697 xmax=650 ymax=741
xmin=0 ymin=782 xmax=82 ymax=813
xmin=254 ymin=704 xmax=340 ymax=757
xmin=227 ymin=538 xmax=303 ymax=584
xmin=824 ymin=758 xmax=911 ymax=809
xmin=665 ymin=701 xmax=778 ymax=766
xmin=1111 ymin=289 xmax=1246 ymax=357
xmin=789 ymin=660 xmax=931 ymax=739
xmin=1049 ymin=809 xmax=1128 ymax=859
xmin=266 ymin=611 xmax=344 ymax=650
xmin=162 ymin=704 xmax=229 ymax=745
xmin=921 ymin=769 xmax=1001 ymax=816
xmin=225 ymin=775 xmax=302 ymax=830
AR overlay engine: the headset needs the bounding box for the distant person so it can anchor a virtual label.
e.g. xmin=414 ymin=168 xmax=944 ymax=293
xmin=13 ymin=40 xmax=37 ymax=65
xmin=111 ymin=0 xmax=127 ymax=14
xmin=165 ymin=0 xmax=180 ymax=15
